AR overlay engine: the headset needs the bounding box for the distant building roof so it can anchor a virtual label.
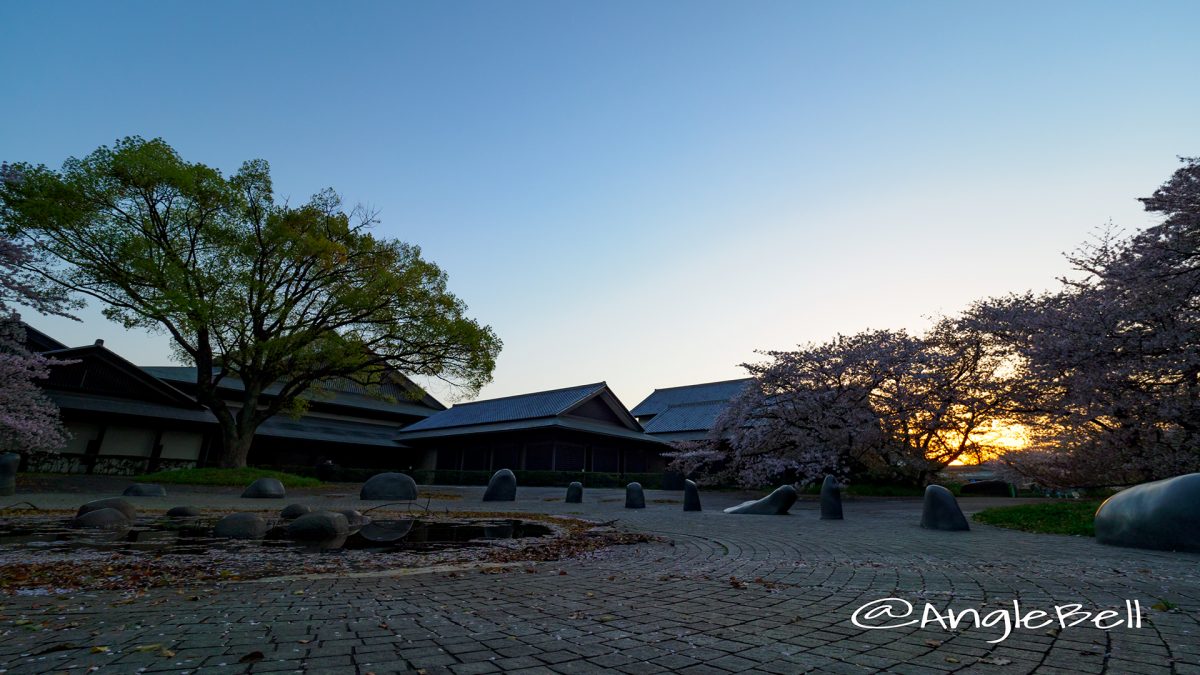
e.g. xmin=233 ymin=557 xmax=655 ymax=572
xmin=631 ymin=378 xmax=752 ymax=417
xmin=396 ymin=382 xmax=667 ymax=445
xmin=641 ymin=400 xmax=731 ymax=434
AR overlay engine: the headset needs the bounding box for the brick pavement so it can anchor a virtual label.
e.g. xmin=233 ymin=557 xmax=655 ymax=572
xmin=1 ymin=487 xmax=1198 ymax=674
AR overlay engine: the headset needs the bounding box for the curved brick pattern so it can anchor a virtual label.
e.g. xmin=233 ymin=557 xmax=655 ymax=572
xmin=1 ymin=488 xmax=1198 ymax=674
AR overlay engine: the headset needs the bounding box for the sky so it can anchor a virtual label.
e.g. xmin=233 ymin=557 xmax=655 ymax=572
xmin=2 ymin=1 xmax=1197 ymax=408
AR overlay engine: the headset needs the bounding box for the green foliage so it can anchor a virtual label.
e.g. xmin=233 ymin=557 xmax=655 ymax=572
xmin=972 ymin=500 xmax=1101 ymax=537
xmin=2 ymin=137 xmax=501 ymax=467
xmin=133 ymin=466 xmax=322 ymax=487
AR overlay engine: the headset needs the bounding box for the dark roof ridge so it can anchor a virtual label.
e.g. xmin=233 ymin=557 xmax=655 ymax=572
xmin=449 ymin=381 xmax=607 ymax=409
xmin=646 ymin=377 xmax=753 ymax=394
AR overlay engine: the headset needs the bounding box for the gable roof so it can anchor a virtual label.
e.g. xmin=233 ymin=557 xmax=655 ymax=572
xmin=22 ymin=323 xmax=69 ymax=352
xmin=630 ymin=378 xmax=752 ymax=417
xmin=40 ymin=345 xmax=205 ymax=409
xmin=396 ymin=382 xmax=664 ymax=444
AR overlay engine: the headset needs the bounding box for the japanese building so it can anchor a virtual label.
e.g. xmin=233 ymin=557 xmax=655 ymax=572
xmin=631 ymin=378 xmax=752 ymax=442
xmin=395 ymin=382 xmax=670 ymax=474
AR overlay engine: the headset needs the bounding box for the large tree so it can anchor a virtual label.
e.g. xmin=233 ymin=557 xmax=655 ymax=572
xmin=0 ymin=138 xmax=501 ymax=467
xmin=965 ymin=158 xmax=1200 ymax=488
xmin=669 ymin=321 xmax=1016 ymax=487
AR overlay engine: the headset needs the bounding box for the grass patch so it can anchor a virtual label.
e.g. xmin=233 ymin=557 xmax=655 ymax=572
xmin=133 ymin=467 xmax=322 ymax=488
xmin=972 ymin=500 xmax=1101 ymax=537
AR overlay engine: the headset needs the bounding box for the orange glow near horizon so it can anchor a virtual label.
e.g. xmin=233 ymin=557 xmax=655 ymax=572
xmin=948 ymin=420 xmax=1030 ymax=466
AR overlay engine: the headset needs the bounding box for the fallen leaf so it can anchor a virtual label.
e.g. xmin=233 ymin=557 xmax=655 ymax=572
xmin=945 ymin=656 xmax=960 ymax=663
xmin=90 ymin=646 xmax=110 ymax=654
xmin=132 ymin=644 xmax=163 ymax=653
xmin=238 ymin=651 xmax=265 ymax=663
xmin=925 ymin=640 xmax=943 ymax=648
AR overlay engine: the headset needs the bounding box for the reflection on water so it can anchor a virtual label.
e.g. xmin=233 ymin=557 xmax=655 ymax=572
xmin=0 ymin=517 xmax=551 ymax=555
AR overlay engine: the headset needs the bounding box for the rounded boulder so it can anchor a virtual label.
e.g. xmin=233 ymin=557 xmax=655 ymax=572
xmin=287 ymin=511 xmax=350 ymax=540
xmin=241 ymin=477 xmax=286 ymax=499
xmin=359 ymin=472 xmax=418 ymax=501
xmin=123 ymin=483 xmax=167 ymax=497
xmin=77 ymin=497 xmax=137 ymax=521
xmin=213 ymin=512 xmax=268 ymax=540
xmin=72 ymin=507 xmax=130 ymax=530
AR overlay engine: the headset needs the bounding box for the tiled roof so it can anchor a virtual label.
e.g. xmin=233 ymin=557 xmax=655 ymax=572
xmin=142 ymin=366 xmax=443 ymax=417
xmin=641 ymin=400 xmax=730 ymax=434
xmin=401 ymin=383 xmax=607 ymax=432
xmin=631 ymin=378 xmax=752 ymax=417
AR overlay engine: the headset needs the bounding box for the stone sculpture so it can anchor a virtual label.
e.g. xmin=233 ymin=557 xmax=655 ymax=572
xmin=920 ymin=485 xmax=970 ymax=531
xmin=360 ymin=472 xmax=418 ymax=500
xmin=241 ymin=477 xmax=286 ymax=499
xmin=683 ymin=479 xmax=702 ymax=512
xmin=482 ymin=468 xmax=517 ymax=501
xmin=625 ymin=482 xmax=645 ymax=509
xmin=1095 ymin=473 xmax=1200 ymax=552
xmin=820 ymin=475 xmax=843 ymax=520
xmin=565 ymin=481 xmax=583 ymax=503
xmin=723 ymin=485 xmax=797 ymax=515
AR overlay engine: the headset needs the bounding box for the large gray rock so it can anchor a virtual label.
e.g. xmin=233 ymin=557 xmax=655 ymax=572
xmin=213 ymin=512 xmax=268 ymax=539
xmin=123 ymin=483 xmax=167 ymax=497
xmin=280 ymin=503 xmax=315 ymax=520
xmin=482 ymin=469 xmax=517 ymax=502
xmin=166 ymin=506 xmax=202 ymax=518
xmin=1095 ymin=473 xmax=1200 ymax=552
xmin=820 ymin=475 xmax=843 ymax=520
xmin=0 ymin=452 xmax=18 ymax=496
xmin=565 ymin=481 xmax=583 ymax=503
xmin=625 ymin=482 xmax=646 ymax=509
xmin=72 ymin=508 xmax=130 ymax=530
xmin=724 ymin=485 xmax=798 ymax=515
xmin=360 ymin=472 xmax=418 ymax=501
xmin=920 ymin=485 xmax=969 ymax=531
xmin=683 ymin=479 xmax=702 ymax=512
xmin=287 ymin=511 xmax=350 ymax=540
xmin=77 ymin=497 xmax=137 ymax=521
xmin=241 ymin=477 xmax=286 ymax=499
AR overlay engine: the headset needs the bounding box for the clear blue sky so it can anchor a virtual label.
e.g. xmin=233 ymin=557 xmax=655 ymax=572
xmin=2 ymin=1 xmax=1197 ymax=406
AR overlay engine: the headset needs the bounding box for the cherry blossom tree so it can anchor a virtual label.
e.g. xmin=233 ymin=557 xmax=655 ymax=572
xmin=966 ymin=158 xmax=1200 ymax=488
xmin=669 ymin=321 xmax=1017 ymax=487
xmin=0 ymin=175 xmax=77 ymax=453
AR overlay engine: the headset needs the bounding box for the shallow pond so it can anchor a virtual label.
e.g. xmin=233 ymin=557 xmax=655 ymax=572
xmin=0 ymin=517 xmax=552 ymax=554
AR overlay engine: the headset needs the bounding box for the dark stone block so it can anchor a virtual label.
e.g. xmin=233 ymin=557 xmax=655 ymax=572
xmin=920 ymin=485 xmax=970 ymax=531
xmin=241 ymin=477 xmax=286 ymax=499
xmin=724 ymin=485 xmax=797 ymax=515
xmin=287 ymin=511 xmax=350 ymax=540
xmin=360 ymin=472 xmax=418 ymax=501
xmin=1095 ymin=473 xmax=1200 ymax=553
xmin=72 ymin=508 xmax=130 ymax=530
xmin=625 ymin=482 xmax=645 ymax=509
xmin=123 ymin=483 xmax=167 ymax=497
xmin=0 ymin=452 xmax=19 ymax=497
xmin=820 ymin=475 xmax=843 ymax=520
xmin=683 ymin=479 xmax=702 ymax=512
xmin=77 ymin=497 xmax=137 ymax=521
xmin=959 ymin=480 xmax=1013 ymax=497
xmin=166 ymin=506 xmax=202 ymax=518
xmin=281 ymin=503 xmax=315 ymax=520
xmin=213 ymin=512 xmax=268 ymax=539
xmin=483 ymin=468 xmax=517 ymax=502
xmin=565 ymin=481 xmax=583 ymax=503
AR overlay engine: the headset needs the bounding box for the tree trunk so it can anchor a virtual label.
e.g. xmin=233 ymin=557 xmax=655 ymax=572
xmin=217 ymin=423 xmax=255 ymax=468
